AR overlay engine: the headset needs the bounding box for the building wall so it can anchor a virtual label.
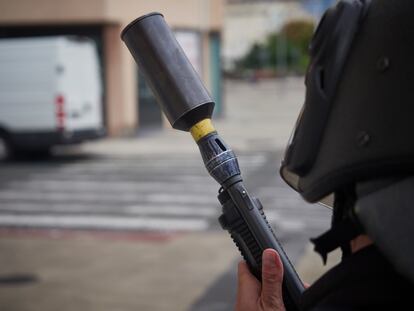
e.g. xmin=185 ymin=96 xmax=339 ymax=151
xmin=0 ymin=0 xmax=105 ymax=24
xmin=103 ymin=24 xmax=125 ymax=136
xmin=0 ymin=0 xmax=224 ymax=136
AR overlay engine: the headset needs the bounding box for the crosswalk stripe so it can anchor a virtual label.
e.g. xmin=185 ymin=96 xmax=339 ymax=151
xmin=46 ymin=155 xmax=266 ymax=170
xmin=0 ymin=203 xmax=219 ymax=217
xmin=125 ymin=205 xmax=218 ymax=216
xmin=4 ymin=180 xmax=219 ymax=193
xmin=14 ymin=174 xmax=213 ymax=184
xmin=0 ymin=191 xmax=219 ymax=205
xmin=0 ymin=214 xmax=209 ymax=231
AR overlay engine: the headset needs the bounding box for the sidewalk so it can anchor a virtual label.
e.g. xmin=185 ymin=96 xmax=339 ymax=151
xmin=0 ymin=231 xmax=237 ymax=311
xmin=76 ymin=77 xmax=305 ymax=157
xmin=0 ymin=233 xmax=339 ymax=311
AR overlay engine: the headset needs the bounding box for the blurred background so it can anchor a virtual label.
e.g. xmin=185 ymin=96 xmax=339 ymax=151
xmin=0 ymin=1 xmax=339 ymax=310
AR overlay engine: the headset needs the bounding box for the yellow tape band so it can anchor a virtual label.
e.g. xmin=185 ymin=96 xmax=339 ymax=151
xmin=190 ymin=118 xmax=216 ymax=142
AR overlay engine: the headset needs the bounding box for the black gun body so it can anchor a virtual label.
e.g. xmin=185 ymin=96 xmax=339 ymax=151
xmin=198 ymin=132 xmax=304 ymax=311
xmin=225 ymin=183 xmax=303 ymax=310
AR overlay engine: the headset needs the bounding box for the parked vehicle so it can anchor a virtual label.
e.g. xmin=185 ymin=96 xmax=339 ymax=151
xmin=0 ymin=36 xmax=105 ymax=158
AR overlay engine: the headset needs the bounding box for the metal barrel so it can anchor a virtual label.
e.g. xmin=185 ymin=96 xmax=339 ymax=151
xmin=121 ymin=12 xmax=215 ymax=131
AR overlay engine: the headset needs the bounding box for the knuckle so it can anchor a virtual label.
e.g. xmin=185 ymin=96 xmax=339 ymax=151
xmin=263 ymin=270 xmax=280 ymax=285
xmin=238 ymin=261 xmax=247 ymax=274
xmin=263 ymin=297 xmax=285 ymax=311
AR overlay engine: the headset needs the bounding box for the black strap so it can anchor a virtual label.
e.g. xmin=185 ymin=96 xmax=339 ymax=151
xmin=310 ymin=219 xmax=362 ymax=264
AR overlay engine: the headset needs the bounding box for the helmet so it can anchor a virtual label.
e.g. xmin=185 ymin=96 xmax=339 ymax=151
xmin=280 ymin=0 xmax=414 ymax=281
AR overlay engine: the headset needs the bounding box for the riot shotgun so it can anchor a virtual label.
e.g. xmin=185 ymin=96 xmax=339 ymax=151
xmin=121 ymin=13 xmax=304 ymax=311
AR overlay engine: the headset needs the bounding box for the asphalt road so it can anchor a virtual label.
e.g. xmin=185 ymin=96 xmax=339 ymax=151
xmin=0 ymin=149 xmax=331 ymax=311
xmin=0 ymin=151 xmax=329 ymax=239
xmin=0 ymin=152 xmax=264 ymax=232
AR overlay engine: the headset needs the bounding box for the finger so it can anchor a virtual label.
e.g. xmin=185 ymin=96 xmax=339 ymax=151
xmin=261 ymin=249 xmax=285 ymax=310
xmin=237 ymin=261 xmax=261 ymax=299
xmin=236 ymin=261 xmax=260 ymax=311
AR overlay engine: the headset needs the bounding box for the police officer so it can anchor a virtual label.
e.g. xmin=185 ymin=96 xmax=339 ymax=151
xmin=236 ymin=0 xmax=414 ymax=309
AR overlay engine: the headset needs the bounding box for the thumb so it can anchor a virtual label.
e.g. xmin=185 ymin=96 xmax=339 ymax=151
xmin=261 ymin=249 xmax=285 ymax=310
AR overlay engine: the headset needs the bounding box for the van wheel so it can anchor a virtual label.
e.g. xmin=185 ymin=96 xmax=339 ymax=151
xmin=0 ymin=135 xmax=11 ymax=161
xmin=10 ymin=147 xmax=52 ymax=160
xmin=28 ymin=148 xmax=52 ymax=159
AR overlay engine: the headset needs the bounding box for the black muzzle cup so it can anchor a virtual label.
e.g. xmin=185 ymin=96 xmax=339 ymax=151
xmin=121 ymin=12 xmax=214 ymax=131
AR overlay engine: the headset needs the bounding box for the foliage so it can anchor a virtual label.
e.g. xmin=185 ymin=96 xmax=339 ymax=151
xmin=235 ymin=19 xmax=315 ymax=76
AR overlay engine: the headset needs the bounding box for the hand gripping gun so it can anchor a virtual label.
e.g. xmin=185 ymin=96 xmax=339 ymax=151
xmin=121 ymin=13 xmax=304 ymax=311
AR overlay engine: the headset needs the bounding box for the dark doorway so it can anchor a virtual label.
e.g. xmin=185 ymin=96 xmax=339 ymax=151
xmin=137 ymin=70 xmax=162 ymax=130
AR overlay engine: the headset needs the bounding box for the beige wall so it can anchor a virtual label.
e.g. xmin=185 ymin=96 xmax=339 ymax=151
xmin=104 ymin=0 xmax=222 ymax=31
xmin=103 ymin=24 xmax=126 ymax=135
xmin=0 ymin=0 xmax=105 ymax=25
xmin=0 ymin=0 xmax=224 ymax=136
xmin=0 ymin=0 xmax=223 ymax=29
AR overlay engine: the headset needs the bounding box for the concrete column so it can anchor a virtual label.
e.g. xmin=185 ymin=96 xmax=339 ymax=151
xmin=103 ymin=24 xmax=138 ymax=136
xmin=103 ymin=24 xmax=125 ymax=136
xmin=201 ymin=31 xmax=212 ymax=92
xmin=121 ymin=47 xmax=138 ymax=134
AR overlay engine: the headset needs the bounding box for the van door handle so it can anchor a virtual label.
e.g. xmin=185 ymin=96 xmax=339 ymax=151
xmin=70 ymin=111 xmax=81 ymax=118
xmin=83 ymin=103 xmax=92 ymax=112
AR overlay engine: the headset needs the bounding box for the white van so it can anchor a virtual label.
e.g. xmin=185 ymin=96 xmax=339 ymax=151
xmin=0 ymin=36 xmax=105 ymax=157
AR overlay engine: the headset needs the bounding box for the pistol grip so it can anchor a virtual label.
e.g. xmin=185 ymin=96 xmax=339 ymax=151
xmin=218 ymin=191 xmax=301 ymax=311
xmin=219 ymin=197 xmax=262 ymax=278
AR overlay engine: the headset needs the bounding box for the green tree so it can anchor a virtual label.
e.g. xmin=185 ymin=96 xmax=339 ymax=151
xmin=282 ymin=20 xmax=315 ymax=54
xmin=236 ymin=19 xmax=315 ymax=75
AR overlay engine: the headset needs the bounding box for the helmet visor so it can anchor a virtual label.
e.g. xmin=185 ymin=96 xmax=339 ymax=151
xmin=279 ymin=0 xmax=368 ymax=206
